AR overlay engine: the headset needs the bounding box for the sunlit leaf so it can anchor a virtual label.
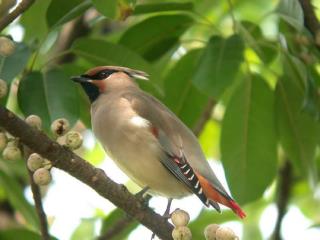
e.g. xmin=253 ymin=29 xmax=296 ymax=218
xmin=276 ymin=0 xmax=304 ymax=31
xmin=119 ymin=14 xmax=193 ymax=61
xmin=239 ymin=21 xmax=277 ymax=64
xmin=199 ymin=120 xmax=220 ymax=159
xmin=163 ymin=49 xmax=208 ymax=129
xmin=71 ymin=218 xmax=96 ymax=240
xmin=193 ymin=34 xmax=244 ymax=99
xmin=134 ymin=2 xmax=194 ymax=15
xmin=221 ymin=75 xmax=277 ymax=204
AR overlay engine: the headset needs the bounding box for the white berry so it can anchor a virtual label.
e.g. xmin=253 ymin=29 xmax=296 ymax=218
xmin=215 ymin=226 xmax=238 ymax=240
xmin=51 ymin=118 xmax=70 ymax=136
xmin=27 ymin=153 xmax=45 ymax=172
xmin=0 ymin=79 xmax=8 ymax=98
xmin=25 ymin=115 xmax=42 ymax=130
xmin=65 ymin=131 xmax=83 ymax=150
xmin=3 ymin=146 xmax=21 ymax=161
xmin=171 ymin=209 xmax=190 ymax=227
xmin=33 ymin=168 xmax=52 ymax=186
xmin=204 ymin=224 xmax=220 ymax=240
xmin=172 ymin=226 xmax=192 ymax=240
xmin=0 ymin=37 xmax=15 ymax=57
xmin=0 ymin=132 xmax=7 ymax=152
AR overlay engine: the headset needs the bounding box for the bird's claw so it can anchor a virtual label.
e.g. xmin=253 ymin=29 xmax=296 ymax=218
xmin=135 ymin=186 xmax=151 ymax=209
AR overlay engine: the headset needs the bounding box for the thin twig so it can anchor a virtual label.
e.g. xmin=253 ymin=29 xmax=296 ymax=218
xmin=0 ymin=106 xmax=174 ymax=240
xmin=298 ymin=0 xmax=320 ymax=37
xmin=23 ymin=147 xmax=50 ymax=240
xmin=0 ymin=0 xmax=35 ymax=32
xmin=272 ymin=160 xmax=293 ymax=240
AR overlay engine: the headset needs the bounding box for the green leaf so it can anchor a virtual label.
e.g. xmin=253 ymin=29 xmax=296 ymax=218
xmin=221 ymin=75 xmax=277 ymax=204
xmin=20 ymin=0 xmax=51 ymax=41
xmin=18 ymin=72 xmax=50 ymax=126
xmin=71 ymin=38 xmax=160 ymax=96
xmin=17 ymin=70 xmax=80 ymax=129
xmin=134 ymin=2 xmax=194 ymax=15
xmin=100 ymin=208 xmax=138 ymax=240
xmin=0 ymin=229 xmax=40 ymax=240
xmin=71 ymin=218 xmax=95 ymax=240
xmin=275 ymin=75 xmax=318 ymax=183
xmin=44 ymin=69 xmax=80 ymax=123
xmin=72 ymin=38 xmax=155 ymax=76
xmin=192 ymin=34 xmax=245 ymax=99
xmin=276 ymin=0 xmax=304 ymax=31
xmin=91 ymin=0 xmax=118 ymax=19
xmin=0 ymin=43 xmax=31 ymax=84
xmin=61 ymin=64 xmax=91 ymax=127
xmin=0 ymin=170 xmax=39 ymax=230
xmin=119 ymin=14 xmax=193 ymax=61
xmin=0 ymin=229 xmax=58 ymax=240
xmin=199 ymin=120 xmax=220 ymax=159
xmin=238 ymin=21 xmax=277 ymax=64
xmin=46 ymin=0 xmax=91 ymax=28
xmin=163 ymin=49 xmax=208 ymax=129
xmin=302 ymin=68 xmax=320 ymax=120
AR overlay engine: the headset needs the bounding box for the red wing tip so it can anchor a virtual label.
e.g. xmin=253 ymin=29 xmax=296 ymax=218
xmin=229 ymin=200 xmax=246 ymax=219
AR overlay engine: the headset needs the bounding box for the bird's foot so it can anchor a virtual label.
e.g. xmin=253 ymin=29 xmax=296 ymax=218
xmin=135 ymin=186 xmax=151 ymax=209
xmin=162 ymin=198 xmax=173 ymax=219
xmin=151 ymin=198 xmax=173 ymax=239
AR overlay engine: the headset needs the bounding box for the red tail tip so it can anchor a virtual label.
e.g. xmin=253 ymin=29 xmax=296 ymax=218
xmin=229 ymin=200 xmax=246 ymax=219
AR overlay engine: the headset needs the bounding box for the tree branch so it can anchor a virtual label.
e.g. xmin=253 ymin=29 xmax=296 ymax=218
xmin=23 ymin=147 xmax=50 ymax=240
xmin=272 ymin=160 xmax=293 ymax=240
xmin=0 ymin=0 xmax=35 ymax=32
xmin=0 ymin=106 xmax=173 ymax=240
xmin=298 ymin=0 xmax=320 ymax=37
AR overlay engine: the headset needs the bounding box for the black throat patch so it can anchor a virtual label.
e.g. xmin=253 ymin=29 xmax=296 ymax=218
xmin=80 ymin=82 xmax=99 ymax=102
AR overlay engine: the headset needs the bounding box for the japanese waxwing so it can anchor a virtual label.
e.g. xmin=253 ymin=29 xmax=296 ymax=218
xmin=72 ymin=66 xmax=246 ymax=218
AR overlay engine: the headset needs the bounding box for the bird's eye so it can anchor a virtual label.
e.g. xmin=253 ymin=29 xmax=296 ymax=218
xmin=98 ymin=71 xmax=108 ymax=79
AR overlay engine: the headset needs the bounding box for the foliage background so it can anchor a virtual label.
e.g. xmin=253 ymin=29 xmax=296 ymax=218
xmin=0 ymin=0 xmax=320 ymax=239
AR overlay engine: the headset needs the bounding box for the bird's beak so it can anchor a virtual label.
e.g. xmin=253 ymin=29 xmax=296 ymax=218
xmin=71 ymin=75 xmax=91 ymax=83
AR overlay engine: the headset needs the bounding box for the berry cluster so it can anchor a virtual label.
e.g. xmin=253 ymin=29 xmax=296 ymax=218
xmin=169 ymin=209 xmax=239 ymax=240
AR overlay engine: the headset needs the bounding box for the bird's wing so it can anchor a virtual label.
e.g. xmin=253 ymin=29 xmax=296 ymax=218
xmin=121 ymin=90 xmax=224 ymax=209
xmin=121 ymin=89 xmax=246 ymax=218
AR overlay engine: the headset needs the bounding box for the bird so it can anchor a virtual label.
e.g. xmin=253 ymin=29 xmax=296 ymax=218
xmin=71 ymin=66 xmax=246 ymax=219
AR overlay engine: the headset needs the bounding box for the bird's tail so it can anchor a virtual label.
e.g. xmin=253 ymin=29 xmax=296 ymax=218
xmin=196 ymin=173 xmax=246 ymax=219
